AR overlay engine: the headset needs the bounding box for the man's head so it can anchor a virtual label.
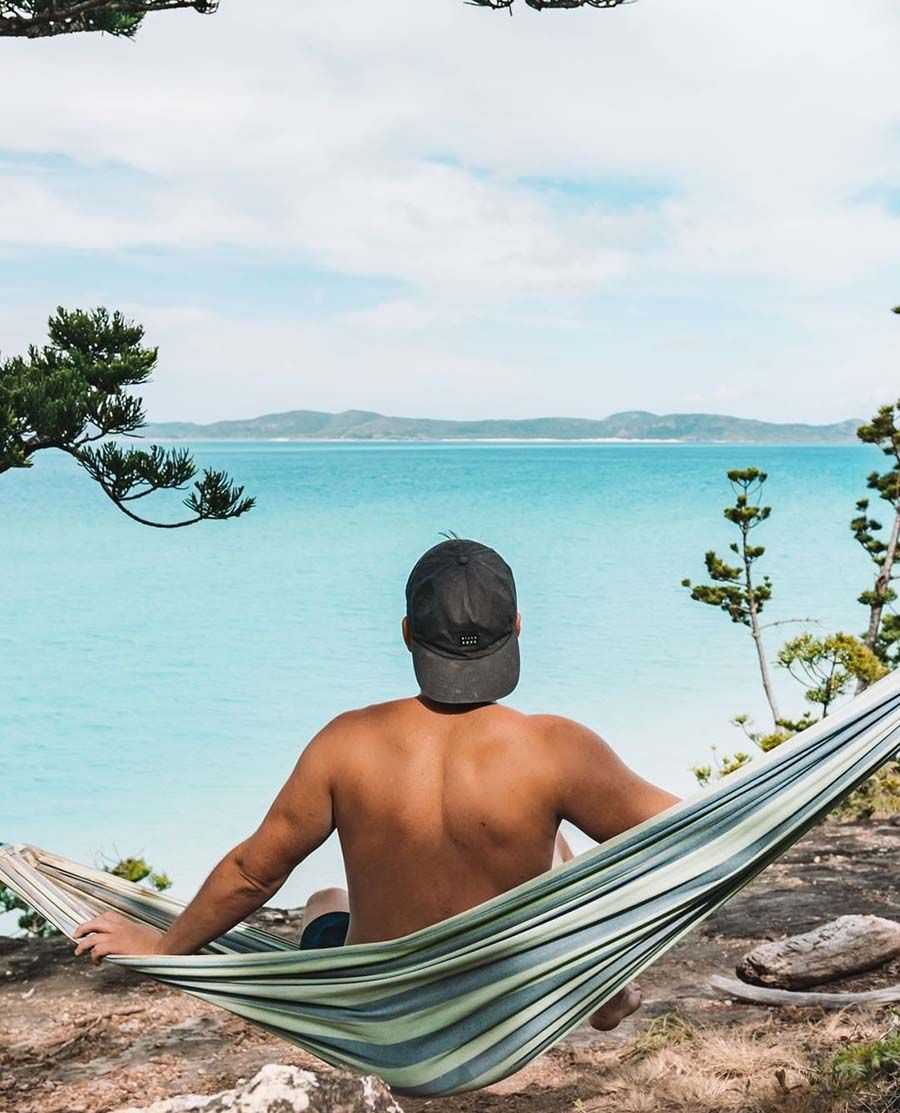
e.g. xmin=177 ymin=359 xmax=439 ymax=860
xmin=403 ymin=538 xmax=521 ymax=705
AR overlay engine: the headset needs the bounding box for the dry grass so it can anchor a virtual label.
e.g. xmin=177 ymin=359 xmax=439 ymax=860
xmin=572 ymin=1010 xmax=897 ymax=1113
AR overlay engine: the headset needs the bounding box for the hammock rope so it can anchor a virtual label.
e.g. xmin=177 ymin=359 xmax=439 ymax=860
xmin=3 ymin=670 xmax=900 ymax=1096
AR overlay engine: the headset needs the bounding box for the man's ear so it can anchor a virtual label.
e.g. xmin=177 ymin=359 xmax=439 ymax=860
xmin=515 ymin=612 xmax=522 ymax=636
xmin=402 ymin=616 xmax=413 ymax=652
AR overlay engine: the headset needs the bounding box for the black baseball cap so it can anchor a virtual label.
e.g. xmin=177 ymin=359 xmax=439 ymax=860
xmin=405 ymin=538 xmax=519 ymax=704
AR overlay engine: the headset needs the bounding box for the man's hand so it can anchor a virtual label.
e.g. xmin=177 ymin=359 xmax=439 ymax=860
xmin=73 ymin=912 xmax=163 ymax=964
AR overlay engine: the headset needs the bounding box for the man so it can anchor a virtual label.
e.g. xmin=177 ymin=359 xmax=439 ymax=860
xmin=74 ymin=538 xmax=678 ymax=1031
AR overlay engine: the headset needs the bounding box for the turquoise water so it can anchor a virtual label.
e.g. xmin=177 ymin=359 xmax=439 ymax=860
xmin=0 ymin=441 xmax=883 ymax=915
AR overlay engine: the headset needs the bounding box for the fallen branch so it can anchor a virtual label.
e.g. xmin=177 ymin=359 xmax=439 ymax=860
xmin=710 ymin=974 xmax=900 ymax=1009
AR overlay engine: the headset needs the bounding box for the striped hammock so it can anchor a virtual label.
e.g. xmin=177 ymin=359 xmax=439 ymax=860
xmin=3 ymin=669 xmax=900 ymax=1097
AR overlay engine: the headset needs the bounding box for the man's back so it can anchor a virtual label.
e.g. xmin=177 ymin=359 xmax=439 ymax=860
xmin=299 ymin=695 xmax=678 ymax=944
xmin=328 ymin=698 xmax=561 ymax=943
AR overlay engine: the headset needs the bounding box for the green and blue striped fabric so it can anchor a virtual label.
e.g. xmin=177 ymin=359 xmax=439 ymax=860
xmin=3 ymin=670 xmax=900 ymax=1096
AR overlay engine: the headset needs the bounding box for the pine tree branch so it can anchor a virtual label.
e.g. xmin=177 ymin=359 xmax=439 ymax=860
xmin=66 ymin=447 xmax=254 ymax=528
xmin=0 ymin=0 xmax=216 ymax=37
xmin=759 ymin=617 xmax=820 ymax=630
xmin=467 ymin=0 xmax=631 ymax=8
xmin=2 ymin=307 xmax=253 ymax=527
xmin=2 ymin=0 xmax=627 ymax=31
xmin=94 ymin=489 xmax=206 ymax=528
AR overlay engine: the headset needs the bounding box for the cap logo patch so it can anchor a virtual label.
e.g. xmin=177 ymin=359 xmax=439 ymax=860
xmin=459 ymin=632 xmax=480 ymax=648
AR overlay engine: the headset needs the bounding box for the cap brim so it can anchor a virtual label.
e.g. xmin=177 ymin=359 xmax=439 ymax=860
xmin=412 ymin=634 xmax=520 ymax=705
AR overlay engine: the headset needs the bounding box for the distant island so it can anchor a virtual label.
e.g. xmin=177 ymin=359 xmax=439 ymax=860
xmin=142 ymin=408 xmax=863 ymax=444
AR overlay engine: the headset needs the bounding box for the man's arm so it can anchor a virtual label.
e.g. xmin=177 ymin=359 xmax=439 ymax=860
xmin=544 ymin=717 xmax=680 ymax=844
xmin=73 ymin=720 xmax=341 ymax=961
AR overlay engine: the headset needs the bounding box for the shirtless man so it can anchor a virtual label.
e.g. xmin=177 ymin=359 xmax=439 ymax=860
xmin=74 ymin=538 xmax=678 ymax=1031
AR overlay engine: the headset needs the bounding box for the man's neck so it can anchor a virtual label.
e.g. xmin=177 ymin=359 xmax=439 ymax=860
xmin=416 ymin=693 xmax=497 ymax=716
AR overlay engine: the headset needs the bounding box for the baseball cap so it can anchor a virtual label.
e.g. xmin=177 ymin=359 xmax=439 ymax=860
xmin=405 ymin=538 xmax=519 ymax=704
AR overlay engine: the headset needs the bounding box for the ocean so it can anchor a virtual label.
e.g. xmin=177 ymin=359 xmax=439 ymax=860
xmin=0 ymin=440 xmax=883 ymax=918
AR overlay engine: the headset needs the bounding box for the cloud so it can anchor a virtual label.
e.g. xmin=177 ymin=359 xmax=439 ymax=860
xmin=0 ymin=0 xmax=898 ymax=422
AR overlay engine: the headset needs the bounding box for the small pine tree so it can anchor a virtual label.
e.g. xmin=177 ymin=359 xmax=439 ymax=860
xmin=778 ymin=632 xmax=887 ymax=717
xmin=684 ymin=440 xmax=897 ymax=814
xmin=1 ymin=307 xmax=254 ymax=528
xmin=852 ymin=393 xmax=900 ymax=681
xmin=691 ymin=633 xmax=888 ymax=803
xmin=682 ymin=468 xmax=782 ymax=725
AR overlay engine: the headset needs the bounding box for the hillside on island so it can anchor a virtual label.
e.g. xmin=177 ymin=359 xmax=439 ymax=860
xmin=143 ymin=409 xmax=862 ymax=444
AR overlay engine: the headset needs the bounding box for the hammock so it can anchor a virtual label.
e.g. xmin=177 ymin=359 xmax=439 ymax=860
xmin=3 ymin=670 xmax=900 ymax=1097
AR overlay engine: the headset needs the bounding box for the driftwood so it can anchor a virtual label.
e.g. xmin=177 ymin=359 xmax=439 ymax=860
xmin=737 ymin=915 xmax=900 ymax=989
xmin=710 ymin=974 xmax=900 ymax=1009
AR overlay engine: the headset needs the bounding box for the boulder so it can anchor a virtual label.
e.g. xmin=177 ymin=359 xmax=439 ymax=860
xmin=114 ymin=1064 xmax=405 ymax=1113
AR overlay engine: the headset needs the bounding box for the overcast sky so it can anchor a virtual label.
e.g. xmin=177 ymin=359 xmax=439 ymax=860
xmin=1 ymin=0 xmax=899 ymax=424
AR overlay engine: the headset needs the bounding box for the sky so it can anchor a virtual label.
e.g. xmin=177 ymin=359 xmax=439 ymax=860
xmin=1 ymin=0 xmax=899 ymax=424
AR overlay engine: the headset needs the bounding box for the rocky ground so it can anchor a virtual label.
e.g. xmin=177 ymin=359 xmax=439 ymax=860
xmin=2 ymin=821 xmax=900 ymax=1113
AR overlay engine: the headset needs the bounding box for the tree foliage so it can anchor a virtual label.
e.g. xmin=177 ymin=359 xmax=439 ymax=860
xmin=0 ymin=0 xmax=215 ymax=37
xmin=777 ymin=632 xmax=887 ymax=717
xmin=692 ymin=747 xmax=754 ymax=788
xmin=681 ymin=469 xmax=773 ymax=627
xmin=105 ymin=854 xmax=171 ymax=892
xmin=852 ymin=395 xmax=900 ymax=673
xmin=1 ymin=307 xmax=254 ymax=527
xmin=687 ymin=376 xmax=900 ymax=818
xmin=691 ymin=635 xmax=886 ymax=794
xmin=0 ymin=0 xmax=629 ymax=33
xmin=682 ymin=468 xmax=782 ymax=724
xmin=831 ymin=1029 xmax=900 ymax=1088
xmin=0 ymin=884 xmax=58 ymax=937
xmin=467 ymin=0 xmax=629 ymax=9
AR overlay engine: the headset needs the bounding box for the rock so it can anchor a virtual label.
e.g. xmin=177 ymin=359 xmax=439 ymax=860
xmin=737 ymin=914 xmax=900 ymax=989
xmin=113 ymin=1063 xmax=405 ymax=1113
xmin=247 ymin=907 xmax=305 ymax=941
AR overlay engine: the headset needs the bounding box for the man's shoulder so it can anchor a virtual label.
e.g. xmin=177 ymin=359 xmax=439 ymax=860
xmin=337 ymin=697 xmax=416 ymax=722
xmin=516 ymin=711 xmax=600 ymax=741
xmin=313 ymin=698 xmax=415 ymax=738
xmin=481 ymin=707 xmax=608 ymax=758
xmin=299 ymin=702 xmax=402 ymax=774
xmin=518 ymin=712 xmax=617 ymax=768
